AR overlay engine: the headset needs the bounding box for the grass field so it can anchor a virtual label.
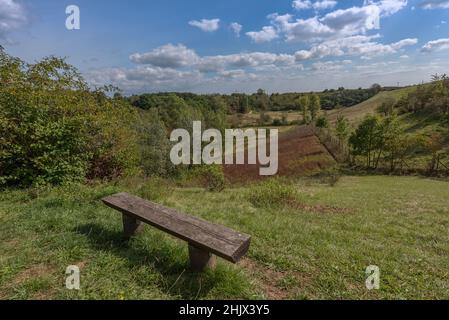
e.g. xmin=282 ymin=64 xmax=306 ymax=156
xmin=1 ymin=175 xmax=448 ymax=300
xmin=326 ymin=87 xmax=415 ymax=125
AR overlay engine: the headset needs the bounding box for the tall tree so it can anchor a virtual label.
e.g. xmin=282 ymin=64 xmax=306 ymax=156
xmin=309 ymin=93 xmax=321 ymax=121
xmin=349 ymin=115 xmax=382 ymax=168
xmin=298 ymin=95 xmax=311 ymax=124
xmin=335 ymin=115 xmax=350 ymax=144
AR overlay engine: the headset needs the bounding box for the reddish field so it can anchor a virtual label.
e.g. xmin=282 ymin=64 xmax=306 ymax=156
xmin=223 ymin=126 xmax=336 ymax=184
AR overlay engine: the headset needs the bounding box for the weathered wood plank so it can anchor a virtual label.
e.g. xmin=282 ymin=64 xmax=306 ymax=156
xmin=102 ymin=192 xmax=251 ymax=263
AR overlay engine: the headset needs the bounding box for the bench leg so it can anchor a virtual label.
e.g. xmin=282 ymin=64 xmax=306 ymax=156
xmin=188 ymin=245 xmax=216 ymax=272
xmin=122 ymin=214 xmax=144 ymax=239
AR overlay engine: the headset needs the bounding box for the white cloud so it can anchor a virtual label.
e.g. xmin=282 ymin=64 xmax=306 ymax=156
xmin=311 ymin=60 xmax=346 ymax=71
xmin=87 ymin=66 xmax=203 ymax=93
xmin=246 ymin=26 xmax=279 ymax=43
xmin=257 ymin=1 xmax=408 ymax=43
xmin=230 ymin=22 xmax=242 ymax=37
xmin=295 ymin=35 xmax=417 ymax=60
xmin=364 ymin=0 xmax=408 ymax=16
xmin=197 ymin=52 xmax=296 ymax=72
xmin=129 ymin=44 xmax=199 ymax=68
xmin=293 ymin=0 xmax=312 ymax=10
xmin=0 ymin=0 xmax=27 ymax=42
xmin=421 ymin=38 xmax=449 ymax=52
xmin=420 ymin=0 xmax=449 ymax=9
xmin=270 ymin=14 xmax=334 ymax=42
xmin=130 ymin=45 xmax=297 ymax=73
xmin=320 ymin=5 xmax=381 ymax=35
xmin=269 ymin=5 xmax=382 ymax=43
xmin=292 ymin=0 xmax=337 ymax=10
xmin=188 ymin=18 xmax=220 ymax=32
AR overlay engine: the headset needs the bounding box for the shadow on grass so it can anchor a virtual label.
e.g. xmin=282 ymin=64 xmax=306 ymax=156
xmin=74 ymin=223 xmax=239 ymax=299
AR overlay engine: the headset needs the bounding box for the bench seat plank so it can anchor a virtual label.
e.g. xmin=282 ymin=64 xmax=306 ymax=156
xmin=102 ymin=192 xmax=251 ymax=263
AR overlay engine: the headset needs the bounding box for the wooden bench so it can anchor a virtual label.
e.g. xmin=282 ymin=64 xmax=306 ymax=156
xmin=102 ymin=192 xmax=251 ymax=272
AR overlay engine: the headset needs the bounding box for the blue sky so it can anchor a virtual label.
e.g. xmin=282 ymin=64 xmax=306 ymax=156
xmin=1 ymin=0 xmax=449 ymax=93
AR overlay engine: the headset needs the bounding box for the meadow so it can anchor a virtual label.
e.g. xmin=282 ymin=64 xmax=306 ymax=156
xmin=1 ymin=175 xmax=448 ymax=300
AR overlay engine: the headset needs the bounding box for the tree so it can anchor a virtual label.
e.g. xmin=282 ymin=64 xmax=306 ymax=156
xmin=379 ymin=115 xmax=403 ymax=171
xmin=315 ymin=115 xmax=329 ymax=128
xmin=309 ymin=93 xmax=321 ymax=121
xmin=335 ymin=115 xmax=350 ymax=144
xmin=349 ymin=115 xmax=382 ymax=168
xmin=298 ymin=95 xmax=311 ymax=124
xmin=425 ymin=133 xmax=444 ymax=172
xmin=0 ymin=50 xmax=140 ymax=187
xmin=371 ymin=83 xmax=382 ymax=93
xmin=377 ymin=98 xmax=395 ymax=116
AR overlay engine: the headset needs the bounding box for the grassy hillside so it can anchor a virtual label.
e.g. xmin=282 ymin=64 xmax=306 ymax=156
xmin=1 ymin=175 xmax=449 ymax=300
xmin=326 ymin=87 xmax=416 ymax=125
xmin=224 ymin=126 xmax=336 ymax=183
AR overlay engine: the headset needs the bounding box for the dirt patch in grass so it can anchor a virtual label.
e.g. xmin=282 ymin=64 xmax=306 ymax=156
xmin=287 ymin=200 xmax=353 ymax=214
xmin=240 ymin=258 xmax=313 ymax=300
xmin=12 ymin=264 xmax=55 ymax=286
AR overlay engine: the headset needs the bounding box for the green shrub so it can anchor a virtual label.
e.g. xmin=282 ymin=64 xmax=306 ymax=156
xmin=137 ymin=177 xmax=174 ymax=202
xmin=176 ymin=165 xmax=226 ymax=192
xmin=0 ymin=51 xmax=140 ymax=188
xmin=313 ymin=167 xmax=341 ymax=187
xmin=201 ymin=165 xmax=225 ymax=192
xmin=137 ymin=109 xmax=174 ymax=177
xmin=247 ymin=178 xmax=298 ymax=209
xmin=315 ymin=116 xmax=329 ymax=128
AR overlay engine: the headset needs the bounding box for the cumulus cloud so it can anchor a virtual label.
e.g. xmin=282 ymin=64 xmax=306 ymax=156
xmin=246 ymin=26 xmax=279 ymax=43
xmin=86 ymin=66 xmax=203 ymax=93
xmin=230 ymin=22 xmax=242 ymax=37
xmin=421 ymin=38 xmax=449 ymax=52
xmin=198 ymin=52 xmax=295 ymax=73
xmin=130 ymin=45 xmax=296 ymax=72
xmin=364 ymin=0 xmax=408 ymax=16
xmin=420 ymin=0 xmax=449 ymax=9
xmin=0 ymin=0 xmax=27 ymax=42
xmin=252 ymin=1 xmax=408 ymax=43
xmin=312 ymin=61 xmax=345 ymax=71
xmin=129 ymin=44 xmax=199 ymax=68
xmin=268 ymin=5 xmax=382 ymax=43
xmin=188 ymin=18 xmax=220 ymax=32
xmin=295 ymin=35 xmax=417 ymax=60
xmin=292 ymin=0 xmax=337 ymax=11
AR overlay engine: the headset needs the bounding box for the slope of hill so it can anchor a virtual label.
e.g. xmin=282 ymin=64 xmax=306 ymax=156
xmin=224 ymin=126 xmax=336 ymax=183
xmin=326 ymin=86 xmax=416 ymax=125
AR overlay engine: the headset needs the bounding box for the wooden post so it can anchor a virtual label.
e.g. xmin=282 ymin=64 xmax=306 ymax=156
xmin=188 ymin=245 xmax=216 ymax=272
xmin=122 ymin=214 xmax=144 ymax=239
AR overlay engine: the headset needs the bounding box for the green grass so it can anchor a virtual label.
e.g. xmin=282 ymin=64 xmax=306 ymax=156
xmin=1 ymin=175 xmax=449 ymax=300
xmin=326 ymin=87 xmax=416 ymax=125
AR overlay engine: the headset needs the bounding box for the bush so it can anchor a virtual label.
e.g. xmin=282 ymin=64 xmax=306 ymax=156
xmin=0 ymin=51 xmax=140 ymax=187
xmin=247 ymin=178 xmax=298 ymax=209
xmin=176 ymin=165 xmax=226 ymax=192
xmin=137 ymin=109 xmax=174 ymax=177
xmin=313 ymin=167 xmax=341 ymax=186
xmin=315 ymin=116 xmax=329 ymax=128
xmin=198 ymin=165 xmax=225 ymax=192
xmin=137 ymin=177 xmax=173 ymax=202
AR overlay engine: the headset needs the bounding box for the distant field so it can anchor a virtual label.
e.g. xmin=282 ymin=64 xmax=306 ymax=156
xmin=1 ymin=175 xmax=448 ymax=300
xmin=228 ymin=111 xmax=302 ymax=128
